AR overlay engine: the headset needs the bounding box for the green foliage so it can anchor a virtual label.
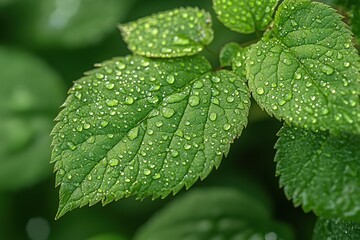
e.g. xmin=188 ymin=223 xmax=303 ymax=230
xmin=44 ymin=0 xmax=360 ymax=238
xmin=313 ymin=218 xmax=360 ymax=240
xmin=247 ymin=0 xmax=360 ymax=134
xmin=275 ymin=126 xmax=360 ymax=222
xmin=119 ymin=8 xmax=214 ymax=57
xmin=16 ymin=0 xmax=134 ymax=48
xmin=134 ymin=188 xmax=293 ymax=240
xmin=52 ymin=54 xmax=250 ymax=218
xmin=351 ymin=6 xmax=360 ymax=43
xmin=219 ymin=42 xmax=242 ymax=67
xmin=213 ymin=0 xmax=279 ymax=34
xmin=0 ymin=47 xmax=64 ymax=190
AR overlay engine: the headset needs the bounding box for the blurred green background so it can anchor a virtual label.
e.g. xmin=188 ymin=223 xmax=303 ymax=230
xmin=0 ymin=0 xmax=317 ymax=239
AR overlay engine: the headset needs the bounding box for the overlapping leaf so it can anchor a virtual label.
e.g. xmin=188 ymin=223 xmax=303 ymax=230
xmin=247 ymin=0 xmax=360 ymax=134
xmin=52 ymin=55 xmax=250 ymax=218
xmin=120 ymin=8 xmax=213 ymax=58
xmin=219 ymin=42 xmax=242 ymax=67
xmin=213 ymin=0 xmax=279 ymax=34
xmin=313 ymin=217 xmax=360 ymax=240
xmin=275 ymin=126 xmax=360 ymax=222
xmin=134 ymin=188 xmax=293 ymax=240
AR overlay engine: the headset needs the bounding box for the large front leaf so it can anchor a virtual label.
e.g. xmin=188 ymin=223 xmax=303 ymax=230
xmin=52 ymin=55 xmax=250 ymax=218
xmin=247 ymin=0 xmax=360 ymax=134
xmin=275 ymin=126 xmax=360 ymax=222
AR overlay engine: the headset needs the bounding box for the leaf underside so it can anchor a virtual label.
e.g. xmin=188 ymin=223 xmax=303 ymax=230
xmin=247 ymin=0 xmax=360 ymax=134
xmin=119 ymin=7 xmax=214 ymax=58
xmin=213 ymin=0 xmax=279 ymax=34
xmin=275 ymin=126 xmax=360 ymax=222
xmin=52 ymin=55 xmax=250 ymax=218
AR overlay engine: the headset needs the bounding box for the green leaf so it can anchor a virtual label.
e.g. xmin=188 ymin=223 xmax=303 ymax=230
xmin=351 ymin=6 xmax=360 ymax=43
xmin=52 ymin=55 xmax=250 ymax=218
xmin=134 ymin=187 xmax=293 ymax=240
xmin=119 ymin=7 xmax=214 ymax=58
xmin=0 ymin=47 xmax=64 ymax=190
xmin=86 ymin=233 xmax=128 ymax=240
xmin=313 ymin=218 xmax=360 ymax=240
xmin=275 ymin=126 xmax=360 ymax=222
xmin=219 ymin=42 xmax=242 ymax=67
xmin=247 ymin=0 xmax=360 ymax=134
xmin=16 ymin=0 xmax=135 ymax=48
xmin=232 ymin=46 xmax=249 ymax=80
xmin=213 ymin=0 xmax=279 ymax=34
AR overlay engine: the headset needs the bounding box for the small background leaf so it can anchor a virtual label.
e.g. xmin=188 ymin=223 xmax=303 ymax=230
xmin=219 ymin=42 xmax=242 ymax=67
xmin=12 ymin=0 xmax=135 ymax=48
xmin=134 ymin=187 xmax=294 ymax=240
xmin=120 ymin=7 xmax=214 ymax=58
xmin=213 ymin=0 xmax=279 ymax=34
xmin=313 ymin=217 xmax=360 ymax=240
xmin=275 ymin=126 xmax=360 ymax=222
xmin=351 ymin=6 xmax=360 ymax=44
xmin=247 ymin=0 xmax=360 ymax=134
xmin=0 ymin=47 xmax=65 ymax=190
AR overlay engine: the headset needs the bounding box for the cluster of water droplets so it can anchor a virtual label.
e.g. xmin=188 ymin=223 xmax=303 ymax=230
xmin=213 ymin=0 xmax=278 ymax=34
xmin=247 ymin=0 xmax=360 ymax=133
xmin=120 ymin=7 xmax=213 ymax=58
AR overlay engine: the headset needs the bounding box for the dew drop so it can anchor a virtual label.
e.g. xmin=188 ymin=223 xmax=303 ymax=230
xmin=106 ymin=83 xmax=115 ymax=90
xmin=209 ymin=112 xmax=217 ymax=121
xmin=143 ymin=169 xmax=151 ymax=176
xmin=140 ymin=60 xmax=150 ymax=67
xmin=161 ymin=107 xmax=175 ymax=118
xmin=166 ymin=75 xmax=175 ymax=84
xmin=152 ymin=173 xmax=161 ymax=179
xmin=106 ymin=99 xmax=119 ymax=107
xmin=100 ymin=120 xmax=109 ymax=127
xmin=184 ymin=143 xmax=192 ymax=150
xmin=278 ymin=99 xmax=286 ymax=106
xmin=193 ymin=81 xmax=204 ymax=89
xmin=294 ymin=72 xmax=302 ymax=80
xmin=95 ymin=72 xmax=104 ymax=80
xmin=84 ymin=123 xmax=91 ymax=129
xmin=128 ymin=126 xmax=139 ymax=140
xmin=116 ymin=61 xmax=126 ymax=70
xmin=67 ymin=142 xmax=77 ymax=151
xmin=189 ymin=96 xmax=200 ymax=107
xmin=67 ymin=174 xmax=72 ymax=180
xmin=173 ymin=35 xmax=190 ymax=45
xmin=223 ymin=123 xmax=231 ymax=131
xmin=321 ymin=108 xmax=329 ymax=115
xmin=170 ymin=149 xmax=179 ymax=157
xmin=124 ymin=96 xmax=134 ymax=105
xmin=212 ymin=76 xmax=221 ymax=83
xmin=109 ymin=158 xmax=119 ymax=167
xmin=256 ymin=87 xmax=265 ymax=95
xmin=321 ymin=65 xmax=334 ymax=75
xmin=75 ymin=92 xmax=82 ymax=100
xmin=283 ymin=58 xmax=292 ymax=65
xmin=226 ymin=96 xmax=235 ymax=103
xmin=155 ymin=121 xmax=163 ymax=127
